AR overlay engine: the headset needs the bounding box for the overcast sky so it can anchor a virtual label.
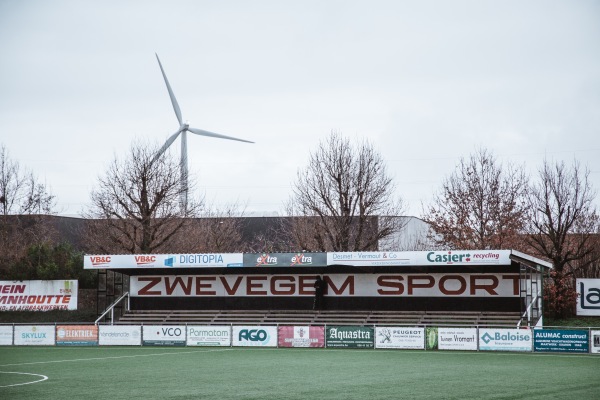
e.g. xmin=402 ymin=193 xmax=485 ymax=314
xmin=0 ymin=0 xmax=599 ymax=217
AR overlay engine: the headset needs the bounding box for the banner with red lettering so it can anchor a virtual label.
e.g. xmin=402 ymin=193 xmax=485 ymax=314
xmin=130 ymin=273 xmax=519 ymax=297
xmin=0 ymin=280 xmax=77 ymax=311
xmin=84 ymin=254 xmax=243 ymax=269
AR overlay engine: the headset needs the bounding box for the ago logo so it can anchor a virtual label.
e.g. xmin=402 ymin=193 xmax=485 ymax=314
xmin=238 ymin=329 xmax=270 ymax=344
xmin=135 ymin=255 xmax=156 ymax=267
xmin=256 ymin=253 xmax=277 ymax=266
xmin=89 ymin=256 xmax=111 ymax=267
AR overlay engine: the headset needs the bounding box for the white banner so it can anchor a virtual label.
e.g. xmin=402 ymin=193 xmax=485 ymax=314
xmin=479 ymin=328 xmax=532 ymax=352
xmin=232 ymin=326 xmax=278 ymax=347
xmin=131 ymin=273 xmax=519 ymax=298
xmin=592 ymin=330 xmax=600 ymax=355
xmin=375 ymin=327 xmax=425 ymax=349
xmin=142 ymin=325 xmax=186 ymax=346
xmin=99 ymin=325 xmax=142 ymax=346
xmin=14 ymin=325 xmax=56 ymax=346
xmin=576 ymin=279 xmax=600 ymax=316
xmin=0 ymin=280 xmax=77 ymax=311
xmin=438 ymin=328 xmax=478 ymax=351
xmin=187 ymin=326 xmax=231 ymax=346
xmin=84 ymin=254 xmax=243 ymax=269
xmin=0 ymin=325 xmax=13 ymax=345
xmin=328 ymin=250 xmax=512 ymax=267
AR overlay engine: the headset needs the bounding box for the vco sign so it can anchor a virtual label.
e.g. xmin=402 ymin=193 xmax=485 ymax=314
xmin=142 ymin=325 xmax=186 ymax=346
xmin=233 ymin=326 xmax=277 ymax=347
xmin=577 ymin=279 xmax=600 ymax=316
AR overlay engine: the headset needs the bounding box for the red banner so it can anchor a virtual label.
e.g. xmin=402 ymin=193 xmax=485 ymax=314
xmin=278 ymin=326 xmax=325 ymax=348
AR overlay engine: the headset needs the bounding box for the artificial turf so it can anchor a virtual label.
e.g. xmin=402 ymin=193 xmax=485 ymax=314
xmin=0 ymin=346 xmax=598 ymax=399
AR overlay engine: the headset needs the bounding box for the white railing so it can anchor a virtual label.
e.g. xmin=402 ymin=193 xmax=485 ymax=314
xmin=517 ymin=294 xmax=541 ymax=327
xmin=95 ymin=292 xmax=130 ymax=325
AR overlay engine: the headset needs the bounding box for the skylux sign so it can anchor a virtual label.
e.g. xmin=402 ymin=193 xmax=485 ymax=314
xmin=131 ymin=273 xmax=521 ymax=297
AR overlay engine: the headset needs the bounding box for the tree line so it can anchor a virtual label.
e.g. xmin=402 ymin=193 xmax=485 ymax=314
xmin=0 ymin=136 xmax=598 ymax=316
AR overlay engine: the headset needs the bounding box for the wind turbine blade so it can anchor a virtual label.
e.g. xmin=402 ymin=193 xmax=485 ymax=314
xmin=187 ymin=127 xmax=254 ymax=144
xmin=152 ymin=129 xmax=183 ymax=162
xmin=155 ymin=53 xmax=183 ymax=125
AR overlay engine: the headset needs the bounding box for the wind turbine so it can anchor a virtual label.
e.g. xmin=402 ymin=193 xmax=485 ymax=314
xmin=152 ymin=53 xmax=254 ymax=210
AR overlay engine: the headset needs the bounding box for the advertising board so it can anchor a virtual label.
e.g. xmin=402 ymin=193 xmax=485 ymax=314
xmin=278 ymin=326 xmax=325 ymax=348
xmin=232 ymin=326 xmax=278 ymax=347
xmin=375 ymin=327 xmax=425 ymax=349
xmin=84 ymin=253 xmax=243 ymax=269
xmin=591 ymin=330 xmax=600 ymax=355
xmin=426 ymin=327 xmax=438 ymax=350
xmin=576 ymin=279 xmax=600 ymax=316
xmin=56 ymin=325 xmax=98 ymax=346
xmin=131 ymin=273 xmax=520 ymax=298
xmin=438 ymin=328 xmax=478 ymax=351
xmin=98 ymin=325 xmax=142 ymax=346
xmin=142 ymin=325 xmax=186 ymax=346
xmin=533 ymin=329 xmax=589 ymax=353
xmin=14 ymin=325 xmax=55 ymax=346
xmin=0 ymin=325 xmax=13 ymax=345
xmin=187 ymin=326 xmax=231 ymax=346
xmin=0 ymin=280 xmax=77 ymax=311
xmin=327 ymin=250 xmax=512 ymax=267
xmin=326 ymin=326 xmax=374 ymax=348
xmin=243 ymin=253 xmax=327 ymax=267
xmin=478 ymin=328 xmax=532 ymax=352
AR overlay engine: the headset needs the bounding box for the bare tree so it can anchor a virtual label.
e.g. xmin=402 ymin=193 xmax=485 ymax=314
xmin=422 ymin=148 xmax=528 ymax=250
xmin=0 ymin=144 xmax=56 ymax=270
xmin=286 ymin=132 xmax=406 ymax=251
xmin=526 ymin=160 xmax=600 ymax=278
xmin=84 ymin=140 xmax=202 ymax=254
xmin=178 ymin=202 xmax=247 ymax=253
xmin=0 ymin=145 xmax=55 ymax=216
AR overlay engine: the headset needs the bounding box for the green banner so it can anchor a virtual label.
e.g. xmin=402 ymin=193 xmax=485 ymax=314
xmin=326 ymin=326 xmax=374 ymax=348
xmin=426 ymin=327 xmax=438 ymax=350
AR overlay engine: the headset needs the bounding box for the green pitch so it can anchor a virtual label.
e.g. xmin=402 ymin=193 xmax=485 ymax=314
xmin=0 ymin=347 xmax=598 ymax=399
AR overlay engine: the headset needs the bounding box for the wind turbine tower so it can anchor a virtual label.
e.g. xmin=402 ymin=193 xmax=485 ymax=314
xmin=152 ymin=53 xmax=254 ymax=210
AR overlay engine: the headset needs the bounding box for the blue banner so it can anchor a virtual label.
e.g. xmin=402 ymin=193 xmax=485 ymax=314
xmin=533 ymin=329 xmax=589 ymax=353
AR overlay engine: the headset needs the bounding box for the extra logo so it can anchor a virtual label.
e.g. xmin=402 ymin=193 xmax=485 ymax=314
xmin=291 ymin=253 xmax=312 ymax=266
xmin=238 ymin=329 xmax=269 ymax=342
xmin=89 ymin=256 xmax=111 ymax=267
xmin=256 ymin=253 xmax=277 ymax=266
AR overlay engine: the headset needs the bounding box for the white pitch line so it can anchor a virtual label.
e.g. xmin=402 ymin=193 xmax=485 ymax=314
xmin=0 ymin=371 xmax=48 ymax=388
xmin=0 ymin=348 xmax=233 ymax=368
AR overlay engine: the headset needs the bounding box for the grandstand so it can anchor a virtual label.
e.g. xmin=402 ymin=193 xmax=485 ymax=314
xmin=87 ymin=250 xmax=551 ymax=328
xmin=115 ymin=309 xmax=522 ymax=326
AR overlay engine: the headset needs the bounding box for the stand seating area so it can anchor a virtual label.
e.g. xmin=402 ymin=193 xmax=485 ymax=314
xmin=114 ymin=310 xmax=522 ymax=327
